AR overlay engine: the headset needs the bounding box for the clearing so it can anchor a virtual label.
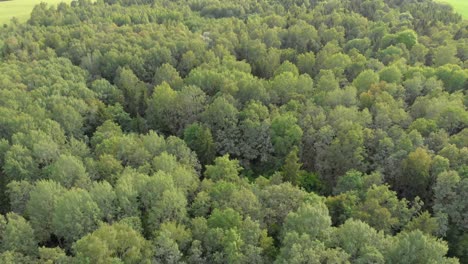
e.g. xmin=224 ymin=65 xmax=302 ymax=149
xmin=0 ymin=0 xmax=72 ymax=24
xmin=436 ymin=0 xmax=468 ymax=18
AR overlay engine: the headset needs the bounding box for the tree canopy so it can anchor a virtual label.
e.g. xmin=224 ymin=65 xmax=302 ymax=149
xmin=0 ymin=0 xmax=466 ymax=262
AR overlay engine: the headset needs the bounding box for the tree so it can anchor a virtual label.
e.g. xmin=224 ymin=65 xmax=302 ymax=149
xmin=404 ymin=211 xmax=440 ymax=236
xmin=433 ymin=171 xmax=468 ymax=231
xmin=38 ymin=247 xmax=70 ymax=263
xmin=314 ymin=121 xmax=368 ymax=187
xmin=93 ymin=154 xmax=124 ymax=184
xmin=396 ymin=30 xmax=418 ymax=49
xmin=379 ymin=66 xmax=402 ymax=83
xmin=91 ymin=120 xmax=123 ymax=148
xmin=0 ymin=251 xmax=35 ymax=264
xmin=353 ymin=70 xmax=379 ymax=94
xmin=49 ymin=102 xmax=84 ymax=137
xmin=270 ymin=113 xmax=303 ymax=158
xmin=90 ymin=79 xmax=123 ymax=105
xmin=146 ymin=82 xmax=177 ymax=135
xmin=74 ymin=223 xmax=153 ymax=264
xmin=114 ymin=67 xmax=148 ymax=116
xmin=52 ymin=188 xmax=101 ymax=244
xmin=297 ymin=52 xmax=316 ymax=76
xmin=353 ymin=184 xmax=417 ymax=233
xmin=433 ymin=45 xmax=461 ymax=66
xmin=26 ymin=180 xmax=66 ymax=243
xmin=202 ymin=96 xmax=240 ymax=156
xmin=274 ymin=61 xmax=299 ymax=77
xmin=153 ymin=153 xmax=199 ymax=196
xmin=0 ymin=213 xmax=37 ymax=256
xmin=45 ymin=155 xmax=90 ymax=188
xmin=401 ymin=147 xmax=433 ymax=201
xmin=6 ymin=181 xmax=33 ymax=216
xmin=275 ymin=232 xmax=349 ymax=264
xmin=205 ymin=155 xmax=242 ymax=182
xmin=435 ymin=65 xmax=468 ymax=92
xmin=258 ymin=183 xmax=309 ymax=238
xmin=153 ymin=63 xmax=184 ymax=90
xmin=385 ymin=230 xmax=458 ymax=264
xmin=2 ymin=145 xmax=38 ymax=182
xmin=333 ymin=170 xmax=382 ymax=195
xmin=283 ymin=201 xmax=331 ymax=240
xmin=281 ymin=147 xmax=302 ymax=186
xmin=238 ymin=101 xmax=273 ymax=164
xmin=153 ymin=230 xmax=183 ymax=264
xmin=147 ymin=84 xmax=206 ymax=135
xmin=146 ymin=188 xmax=188 ymax=235
xmin=0 ymin=0 xmax=467 ymax=261
xmin=197 ymin=180 xmax=262 ymax=221
xmin=282 ymin=21 xmax=319 ymax=53
xmin=138 ymin=172 xmax=188 ymax=233
xmin=88 ymin=181 xmax=118 ymax=222
xmin=197 ymin=208 xmax=274 ymax=264
xmin=331 ymin=219 xmax=387 ymax=263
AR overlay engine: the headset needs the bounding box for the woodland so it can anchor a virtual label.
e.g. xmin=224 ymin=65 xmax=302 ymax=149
xmin=0 ymin=0 xmax=467 ymax=263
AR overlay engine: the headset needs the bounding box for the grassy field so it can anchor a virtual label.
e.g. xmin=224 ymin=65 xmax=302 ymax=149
xmin=0 ymin=0 xmax=466 ymax=25
xmin=436 ymin=0 xmax=468 ymax=18
xmin=0 ymin=0 xmax=72 ymax=24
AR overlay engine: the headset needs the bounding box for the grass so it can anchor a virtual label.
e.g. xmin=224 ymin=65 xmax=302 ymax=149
xmin=0 ymin=0 xmax=466 ymax=25
xmin=436 ymin=0 xmax=468 ymax=18
xmin=0 ymin=0 xmax=73 ymax=24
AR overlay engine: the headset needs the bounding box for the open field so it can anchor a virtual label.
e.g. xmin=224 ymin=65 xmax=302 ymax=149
xmin=436 ymin=0 xmax=468 ymax=18
xmin=0 ymin=0 xmax=72 ymax=24
xmin=1 ymin=0 xmax=466 ymax=24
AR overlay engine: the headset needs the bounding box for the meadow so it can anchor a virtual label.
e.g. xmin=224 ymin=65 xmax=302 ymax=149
xmin=1 ymin=0 xmax=467 ymax=24
xmin=0 ymin=0 xmax=72 ymax=24
xmin=436 ymin=0 xmax=468 ymax=18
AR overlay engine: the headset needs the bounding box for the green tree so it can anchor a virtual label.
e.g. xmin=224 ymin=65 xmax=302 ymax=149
xmin=353 ymin=70 xmax=379 ymax=94
xmin=6 ymin=181 xmax=33 ymax=216
xmin=275 ymin=232 xmax=349 ymax=264
xmin=114 ymin=67 xmax=148 ymax=116
xmin=52 ymin=188 xmax=101 ymax=244
xmin=281 ymin=147 xmax=302 ymax=186
xmin=0 ymin=213 xmax=37 ymax=256
xmin=283 ymin=201 xmax=331 ymax=240
xmin=38 ymin=247 xmax=70 ymax=263
xmin=153 ymin=63 xmax=184 ymax=90
xmin=331 ymin=219 xmax=387 ymax=263
xmin=205 ymin=155 xmax=242 ymax=182
xmin=184 ymin=123 xmax=216 ymax=164
xmin=434 ymin=45 xmax=461 ymax=66
xmin=202 ymin=96 xmax=240 ymax=156
xmin=74 ymin=223 xmax=153 ymax=264
xmin=146 ymin=82 xmax=177 ymax=134
xmin=270 ymin=113 xmax=303 ymax=157
xmin=385 ymin=230 xmax=458 ymax=264
xmin=297 ymin=52 xmax=316 ymax=76
xmin=401 ymin=147 xmax=433 ymax=201
xmin=353 ymin=184 xmax=417 ymax=233
xmin=379 ymin=66 xmax=402 ymax=83
xmin=396 ymin=30 xmax=418 ymax=49
xmin=26 ymin=180 xmax=66 ymax=242
xmin=259 ymin=183 xmax=309 ymax=238
xmin=45 ymin=155 xmax=90 ymax=188
xmin=88 ymin=181 xmax=118 ymax=222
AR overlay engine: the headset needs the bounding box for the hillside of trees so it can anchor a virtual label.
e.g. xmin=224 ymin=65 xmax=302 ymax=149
xmin=0 ymin=0 xmax=466 ymax=263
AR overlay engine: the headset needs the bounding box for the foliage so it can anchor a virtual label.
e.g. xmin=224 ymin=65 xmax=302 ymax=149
xmin=0 ymin=0 xmax=465 ymax=262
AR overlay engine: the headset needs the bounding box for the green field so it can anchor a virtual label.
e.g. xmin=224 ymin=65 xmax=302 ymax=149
xmin=0 ymin=0 xmax=466 ymax=24
xmin=436 ymin=0 xmax=468 ymax=18
xmin=0 ymin=0 xmax=72 ymax=24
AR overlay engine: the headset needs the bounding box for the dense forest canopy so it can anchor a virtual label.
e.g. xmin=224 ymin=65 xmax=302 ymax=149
xmin=0 ymin=0 xmax=467 ymax=263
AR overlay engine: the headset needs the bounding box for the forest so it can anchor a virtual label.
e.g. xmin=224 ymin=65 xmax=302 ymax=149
xmin=0 ymin=0 xmax=466 ymax=263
